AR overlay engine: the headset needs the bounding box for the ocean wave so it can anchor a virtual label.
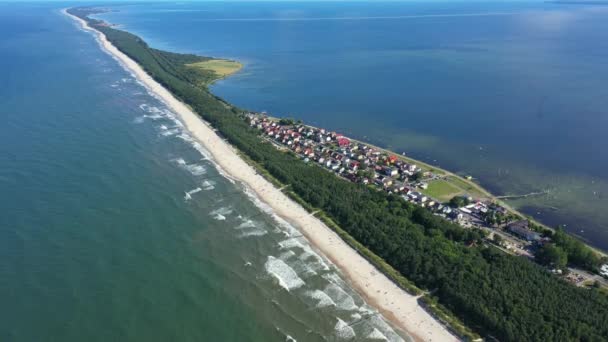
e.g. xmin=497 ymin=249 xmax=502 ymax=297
xmin=325 ymin=283 xmax=357 ymax=311
xmin=201 ymin=180 xmax=215 ymax=191
xmin=367 ymin=328 xmax=389 ymax=341
xmin=278 ymin=238 xmax=305 ymax=250
xmin=305 ymin=290 xmax=336 ymax=308
xmin=238 ymin=228 xmax=268 ymax=238
xmin=184 ymin=187 xmax=202 ymax=201
xmin=334 ymin=318 xmax=356 ymax=340
xmin=210 ymin=206 xmax=233 ymax=221
xmin=241 ymin=186 xmax=299 ymax=234
xmin=298 ymin=249 xmax=331 ymax=272
xmin=160 ymin=128 xmax=181 ymax=137
xmin=366 ymin=315 xmax=405 ymax=342
xmin=172 ymin=157 xmax=207 ymax=176
xmin=278 ymin=250 xmax=297 ymax=261
xmin=235 ymin=218 xmax=258 ymax=229
xmin=186 ymin=164 xmax=206 ymax=176
xmin=265 ymin=256 xmax=305 ymax=291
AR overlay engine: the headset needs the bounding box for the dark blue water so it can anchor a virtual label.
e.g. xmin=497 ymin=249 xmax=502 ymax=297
xmin=97 ymin=1 xmax=608 ymax=249
xmin=0 ymin=3 xmax=409 ymax=341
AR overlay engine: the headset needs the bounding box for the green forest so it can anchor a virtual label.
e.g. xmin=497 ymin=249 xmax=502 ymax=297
xmin=69 ymin=8 xmax=608 ymax=341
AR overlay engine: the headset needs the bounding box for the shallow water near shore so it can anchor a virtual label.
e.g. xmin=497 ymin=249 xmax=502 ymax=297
xmin=97 ymin=1 xmax=608 ymax=249
xmin=0 ymin=3 xmax=409 ymax=341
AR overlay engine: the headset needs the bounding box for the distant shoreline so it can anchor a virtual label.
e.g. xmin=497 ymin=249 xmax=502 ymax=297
xmin=63 ymin=8 xmax=458 ymax=342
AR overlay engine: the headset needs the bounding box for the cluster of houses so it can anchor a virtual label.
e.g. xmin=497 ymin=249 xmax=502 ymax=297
xmin=248 ymin=115 xmax=456 ymax=207
xmin=247 ymin=114 xmax=513 ymax=222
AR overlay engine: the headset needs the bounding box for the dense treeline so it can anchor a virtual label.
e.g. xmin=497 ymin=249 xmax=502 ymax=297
xmin=69 ymin=8 xmax=608 ymax=341
xmin=551 ymin=227 xmax=604 ymax=271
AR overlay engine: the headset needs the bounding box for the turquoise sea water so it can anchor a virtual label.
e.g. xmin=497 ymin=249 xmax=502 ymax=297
xmin=97 ymin=1 xmax=608 ymax=249
xmin=0 ymin=3 xmax=408 ymax=341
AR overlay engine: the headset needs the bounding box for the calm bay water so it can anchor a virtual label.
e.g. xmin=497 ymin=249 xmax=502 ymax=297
xmin=96 ymin=1 xmax=608 ymax=249
xmin=0 ymin=3 xmax=407 ymax=341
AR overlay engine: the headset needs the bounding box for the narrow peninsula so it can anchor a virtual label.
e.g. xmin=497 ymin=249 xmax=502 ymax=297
xmin=66 ymin=7 xmax=608 ymax=341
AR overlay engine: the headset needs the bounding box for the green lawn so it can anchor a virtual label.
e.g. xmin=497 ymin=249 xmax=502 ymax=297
xmin=421 ymin=179 xmax=463 ymax=202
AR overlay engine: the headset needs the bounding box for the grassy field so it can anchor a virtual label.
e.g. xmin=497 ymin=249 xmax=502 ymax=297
xmin=186 ymin=59 xmax=242 ymax=83
xmin=443 ymin=175 xmax=490 ymax=200
xmin=421 ymin=179 xmax=463 ymax=202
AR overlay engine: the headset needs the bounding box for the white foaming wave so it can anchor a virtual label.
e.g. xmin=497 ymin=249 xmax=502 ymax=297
xmin=235 ymin=217 xmax=268 ymax=238
xmin=172 ymin=157 xmax=207 ymax=176
xmin=334 ymin=318 xmax=356 ymax=340
xmin=279 ymin=238 xmax=305 ymax=250
xmin=241 ymin=186 xmax=299 ymax=234
xmin=265 ymin=256 xmax=305 ymax=291
xmin=298 ymin=250 xmax=331 ymax=272
xmin=190 ymin=141 xmax=214 ymax=162
xmin=174 ymin=134 xmax=225 ymax=177
xmin=279 ymin=250 xmax=297 ymax=261
xmin=238 ymin=228 xmax=268 ymax=238
xmin=173 ymin=157 xmax=187 ymax=166
xmin=323 ymin=272 xmax=348 ymax=288
xmin=186 ymin=164 xmax=206 ymax=176
xmin=278 ymin=237 xmax=330 ymax=276
xmin=367 ymin=328 xmax=389 ymax=341
xmin=236 ymin=218 xmax=257 ymax=229
xmin=276 ymin=249 xmax=319 ymax=279
xmin=160 ymin=128 xmax=180 ymax=137
xmin=210 ymin=206 xmax=233 ymax=221
xmin=137 ymin=104 xmax=180 ymax=123
xmin=201 ymin=180 xmax=215 ymax=190
xmin=184 ymin=187 xmax=202 ymax=201
xmin=325 ymin=283 xmax=358 ymax=311
xmin=366 ymin=315 xmax=405 ymax=342
xmin=305 ymin=290 xmax=336 ymax=308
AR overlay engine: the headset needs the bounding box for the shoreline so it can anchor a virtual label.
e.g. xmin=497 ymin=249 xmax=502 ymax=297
xmin=64 ymin=9 xmax=458 ymax=342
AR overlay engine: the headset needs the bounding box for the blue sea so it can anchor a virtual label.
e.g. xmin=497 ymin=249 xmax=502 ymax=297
xmin=0 ymin=2 xmax=409 ymax=341
xmin=96 ymin=1 xmax=608 ymax=249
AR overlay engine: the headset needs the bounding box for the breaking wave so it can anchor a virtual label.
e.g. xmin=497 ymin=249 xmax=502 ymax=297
xmin=305 ymin=290 xmax=336 ymax=308
xmin=184 ymin=187 xmax=202 ymax=201
xmin=201 ymin=180 xmax=215 ymax=190
xmin=367 ymin=328 xmax=388 ymax=341
xmin=210 ymin=206 xmax=233 ymax=221
xmin=325 ymin=283 xmax=358 ymax=311
xmin=334 ymin=318 xmax=356 ymax=340
xmin=265 ymin=256 xmax=305 ymax=291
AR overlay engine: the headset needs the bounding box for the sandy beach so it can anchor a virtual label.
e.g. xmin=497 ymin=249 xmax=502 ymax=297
xmin=65 ymin=9 xmax=458 ymax=342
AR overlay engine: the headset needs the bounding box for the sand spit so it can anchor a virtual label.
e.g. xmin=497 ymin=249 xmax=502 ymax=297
xmin=64 ymin=9 xmax=458 ymax=342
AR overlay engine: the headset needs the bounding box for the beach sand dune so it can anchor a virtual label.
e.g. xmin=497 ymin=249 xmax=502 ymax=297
xmin=65 ymin=9 xmax=457 ymax=342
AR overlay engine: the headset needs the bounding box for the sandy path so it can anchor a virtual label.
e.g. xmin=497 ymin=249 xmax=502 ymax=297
xmin=65 ymin=9 xmax=458 ymax=342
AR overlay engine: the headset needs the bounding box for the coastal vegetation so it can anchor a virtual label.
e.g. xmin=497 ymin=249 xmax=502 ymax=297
xmin=69 ymin=7 xmax=608 ymax=341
